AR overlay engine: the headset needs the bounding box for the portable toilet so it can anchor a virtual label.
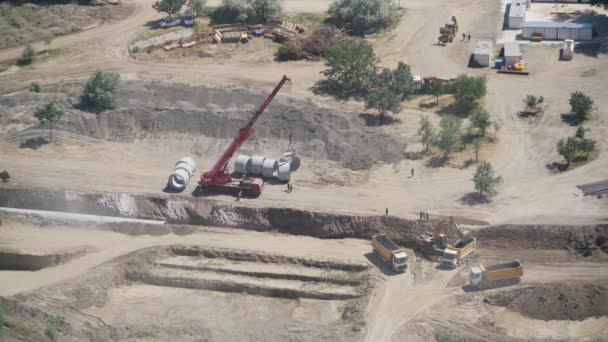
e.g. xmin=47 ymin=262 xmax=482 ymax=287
xmin=473 ymin=39 xmax=493 ymax=67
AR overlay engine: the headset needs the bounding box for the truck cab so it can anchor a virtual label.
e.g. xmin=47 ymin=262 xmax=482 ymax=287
xmin=441 ymin=249 xmax=458 ymax=268
xmin=392 ymin=251 xmax=408 ymax=271
xmin=469 ymin=266 xmax=483 ymax=286
xmin=183 ymin=10 xmax=194 ymax=26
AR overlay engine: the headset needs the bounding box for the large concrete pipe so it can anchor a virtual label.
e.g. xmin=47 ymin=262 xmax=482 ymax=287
xmin=234 ymin=155 xmax=252 ymax=174
xmin=262 ymin=158 xmax=278 ymax=178
xmin=167 ymin=157 xmax=197 ymax=191
xmin=250 ymin=155 xmax=266 ymax=176
xmin=279 ymin=152 xmax=300 ymax=172
xmin=277 ymin=162 xmax=291 ymax=181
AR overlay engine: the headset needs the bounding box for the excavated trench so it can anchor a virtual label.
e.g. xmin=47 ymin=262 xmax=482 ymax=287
xmin=2 ymin=187 xmax=607 ymax=255
xmin=485 ymin=284 xmax=608 ymax=321
xmin=0 ymin=249 xmax=88 ymax=271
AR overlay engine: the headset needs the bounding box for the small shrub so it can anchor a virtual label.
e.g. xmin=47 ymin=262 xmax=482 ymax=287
xmin=17 ymin=44 xmax=35 ymax=65
xmin=0 ymin=305 xmax=5 ymax=336
xmin=131 ymin=46 xmax=140 ymax=54
xmin=569 ymin=91 xmax=594 ymax=123
xmin=45 ymin=319 xmax=58 ymax=341
xmin=29 ymin=82 xmax=41 ymax=93
xmin=277 ymin=44 xmax=298 ymax=61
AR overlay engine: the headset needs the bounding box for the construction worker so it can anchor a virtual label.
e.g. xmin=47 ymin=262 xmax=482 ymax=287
xmin=411 ymin=168 xmax=415 ymax=178
xmin=426 ymin=212 xmax=430 ymax=221
xmin=385 ymin=208 xmax=389 ymax=216
xmin=419 ymin=211 xmax=424 ymax=220
xmin=0 ymin=169 xmax=9 ymax=183
xmin=467 ymin=34 xmax=471 ymax=42
xmin=236 ymin=190 xmax=242 ymax=202
xmin=462 ymin=33 xmax=466 ymax=41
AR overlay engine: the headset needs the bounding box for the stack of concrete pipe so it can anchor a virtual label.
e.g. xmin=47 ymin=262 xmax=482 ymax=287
xmin=234 ymin=152 xmax=299 ymax=181
xmin=167 ymin=157 xmax=197 ymax=191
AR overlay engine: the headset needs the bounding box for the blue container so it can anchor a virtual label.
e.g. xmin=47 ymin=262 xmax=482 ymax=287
xmin=494 ymin=58 xmax=504 ymax=68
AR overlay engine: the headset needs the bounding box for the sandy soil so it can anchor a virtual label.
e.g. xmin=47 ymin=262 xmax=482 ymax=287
xmin=1 ymin=0 xmax=607 ymax=341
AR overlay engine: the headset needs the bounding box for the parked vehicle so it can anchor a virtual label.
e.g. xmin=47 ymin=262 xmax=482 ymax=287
xmin=441 ymin=237 xmax=477 ymax=269
xmin=561 ymin=39 xmax=574 ymax=60
xmin=372 ymin=234 xmax=408 ymax=272
xmin=183 ymin=10 xmax=194 ymax=27
xmin=159 ymin=18 xmax=182 ymax=29
xmin=469 ymin=260 xmax=523 ymax=289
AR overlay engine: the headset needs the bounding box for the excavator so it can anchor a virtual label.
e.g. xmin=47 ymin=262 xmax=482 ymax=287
xmin=198 ymin=75 xmax=291 ymax=196
xmin=415 ymin=216 xmax=461 ymax=260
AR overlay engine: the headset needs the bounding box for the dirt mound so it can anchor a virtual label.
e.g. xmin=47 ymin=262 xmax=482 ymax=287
xmin=476 ymin=224 xmax=608 ymax=256
xmin=0 ymin=2 xmax=133 ymax=49
xmin=0 ymin=82 xmax=406 ymax=170
xmin=485 ymin=284 xmax=608 ymax=321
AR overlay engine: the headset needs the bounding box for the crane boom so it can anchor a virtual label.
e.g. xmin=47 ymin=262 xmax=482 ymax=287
xmin=200 ymin=75 xmax=290 ymax=187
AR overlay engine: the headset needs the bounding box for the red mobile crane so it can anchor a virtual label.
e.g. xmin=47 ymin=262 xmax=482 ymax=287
xmin=199 ymin=75 xmax=291 ymax=196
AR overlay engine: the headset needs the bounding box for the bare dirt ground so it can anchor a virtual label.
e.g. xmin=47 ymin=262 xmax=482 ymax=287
xmin=1 ymin=0 xmax=608 ymax=341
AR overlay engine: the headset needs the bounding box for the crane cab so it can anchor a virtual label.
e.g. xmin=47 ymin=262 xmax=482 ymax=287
xmin=239 ymin=178 xmax=264 ymax=195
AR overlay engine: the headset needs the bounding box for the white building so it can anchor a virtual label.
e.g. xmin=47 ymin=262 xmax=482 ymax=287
xmin=503 ymin=42 xmax=521 ymax=67
xmin=522 ymin=21 xmax=593 ymax=41
xmin=508 ymin=0 xmax=526 ymax=29
xmin=473 ymin=40 xmax=494 ymax=67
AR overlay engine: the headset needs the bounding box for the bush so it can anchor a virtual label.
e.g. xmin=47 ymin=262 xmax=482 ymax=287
xmin=152 ymin=0 xmax=186 ymax=18
xmin=131 ymin=46 xmax=140 ymax=54
xmin=365 ymin=88 xmax=401 ymax=118
xmin=45 ymin=319 xmax=58 ymax=341
xmin=247 ymin=0 xmax=282 ymax=23
xmin=569 ymin=91 xmax=594 ymax=123
xmin=328 ymin=0 xmax=398 ymax=34
xmin=213 ymin=0 xmax=248 ymax=23
xmin=80 ymin=69 xmax=120 ymax=112
xmin=319 ymin=40 xmax=377 ymax=100
xmin=452 ymin=74 xmax=487 ymax=113
xmin=17 ymin=44 xmax=35 ymax=65
xmin=29 ymin=82 xmax=41 ymax=93
xmin=556 ymin=125 xmax=597 ymax=168
xmin=277 ymin=44 xmax=298 ymax=60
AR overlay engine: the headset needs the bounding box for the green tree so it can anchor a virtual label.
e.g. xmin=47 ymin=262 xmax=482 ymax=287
xmin=469 ymin=109 xmax=491 ymax=137
xmin=365 ymin=88 xmax=401 ymax=118
xmin=18 ymin=44 xmax=35 ymax=65
xmin=575 ymin=125 xmax=587 ymax=139
xmin=277 ymin=44 xmax=298 ymax=60
xmin=29 ymin=82 xmax=41 ymax=93
xmin=452 ymin=74 xmax=487 ymax=113
xmin=590 ymin=0 xmax=608 ymax=9
xmin=80 ymin=69 xmax=120 ymax=112
xmin=472 ymin=161 xmax=503 ymax=197
xmin=320 ymin=40 xmax=377 ymax=100
xmin=427 ymin=80 xmax=443 ymax=105
xmin=569 ymin=91 xmax=594 ymax=123
xmin=579 ymin=138 xmax=596 ymax=158
xmin=418 ymin=115 xmax=436 ymax=152
xmin=34 ymin=102 xmax=63 ymax=142
xmin=473 ymin=137 xmax=482 ymax=163
xmin=557 ymin=136 xmax=579 ymax=168
xmin=328 ymin=0 xmax=398 ymax=34
xmin=153 ymin=0 xmax=186 ymax=18
xmin=247 ymin=0 xmax=282 ymax=23
xmin=191 ymin=0 xmax=207 ymax=17
xmin=390 ymin=62 xmax=415 ymax=99
xmin=437 ymin=116 xmax=463 ymax=158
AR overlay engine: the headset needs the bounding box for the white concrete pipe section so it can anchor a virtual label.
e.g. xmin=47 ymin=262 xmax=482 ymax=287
xmin=234 ymin=154 xmax=252 ymax=174
xmin=167 ymin=157 xmax=197 ymax=191
xmin=277 ymin=162 xmax=291 ymax=181
xmin=250 ymin=155 xmax=266 ymax=176
xmin=279 ymin=152 xmax=301 ymax=172
xmin=262 ymin=158 xmax=278 ymax=178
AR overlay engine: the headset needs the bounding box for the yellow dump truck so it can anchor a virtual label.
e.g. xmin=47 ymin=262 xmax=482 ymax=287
xmin=441 ymin=237 xmax=477 ymax=269
xmin=372 ymin=234 xmax=408 ymax=272
xmin=469 ymin=260 xmax=523 ymax=289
